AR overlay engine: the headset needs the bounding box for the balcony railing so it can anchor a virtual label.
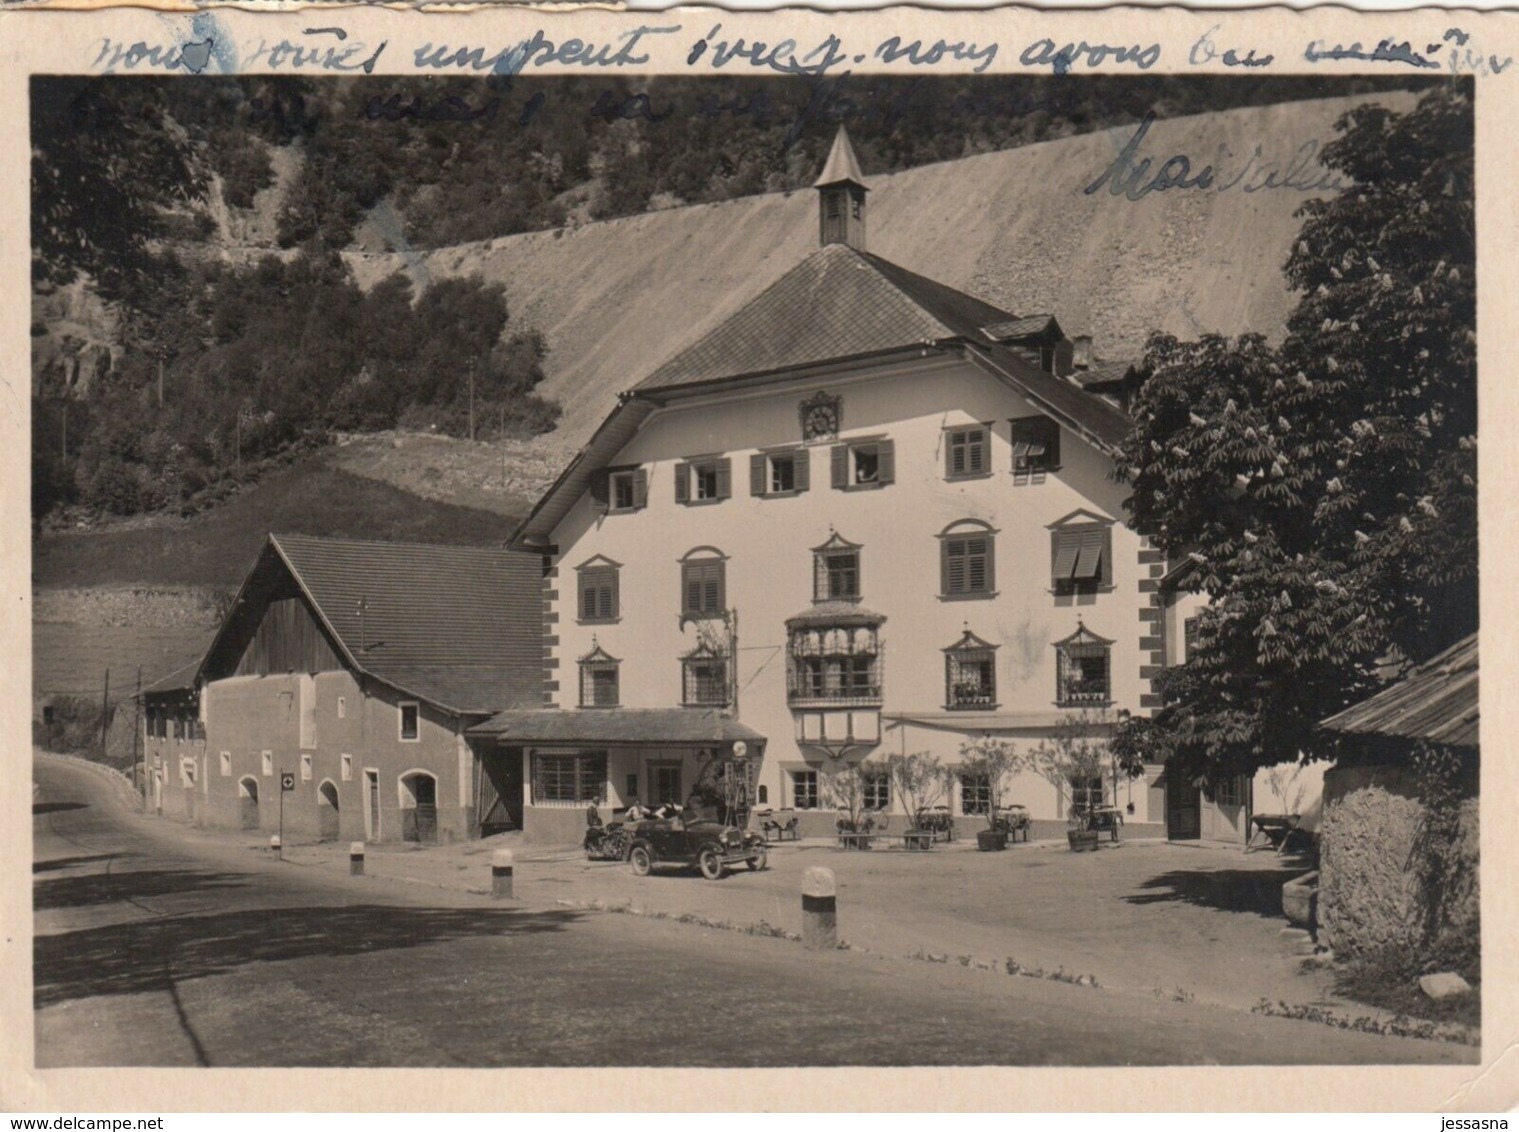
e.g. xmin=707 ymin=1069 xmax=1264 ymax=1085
xmin=947 ymin=686 xmax=997 ymax=710
xmin=1058 ymin=684 xmax=1111 ymax=706
xmin=787 ymin=685 xmax=884 ymax=707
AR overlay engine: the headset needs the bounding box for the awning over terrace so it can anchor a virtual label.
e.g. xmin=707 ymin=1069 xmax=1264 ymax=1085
xmin=468 ymin=708 xmax=766 ymax=748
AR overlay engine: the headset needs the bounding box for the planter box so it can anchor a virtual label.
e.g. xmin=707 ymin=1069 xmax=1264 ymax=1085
xmin=1067 ymin=829 xmax=1101 ymax=853
xmin=1282 ymin=870 xmax=1319 ymax=928
xmin=976 ymin=829 xmax=1008 ymax=852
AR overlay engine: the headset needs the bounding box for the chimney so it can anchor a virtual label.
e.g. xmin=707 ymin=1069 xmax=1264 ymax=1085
xmin=814 ymin=127 xmax=869 ymax=252
xmin=1073 ymin=335 xmax=1094 ymax=370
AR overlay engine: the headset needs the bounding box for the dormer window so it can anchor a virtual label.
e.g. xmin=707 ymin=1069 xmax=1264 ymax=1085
xmin=831 ymin=438 xmax=894 ymax=491
xmin=812 ymin=533 xmax=862 ymax=602
xmin=675 ymin=457 xmax=731 ymax=506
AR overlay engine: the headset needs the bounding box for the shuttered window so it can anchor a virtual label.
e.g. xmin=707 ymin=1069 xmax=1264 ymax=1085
xmin=831 ymin=440 xmax=895 ymax=490
xmin=578 ymin=565 xmax=619 ymax=623
xmin=1011 ymin=416 xmax=1060 ymax=474
xmin=531 ymin=752 xmax=608 ymax=804
xmin=751 ymin=449 xmax=808 ymax=497
xmin=681 ymin=557 xmax=726 ymax=618
xmin=1051 ymin=523 xmax=1112 ymax=591
xmin=945 ymin=427 xmax=989 ymax=479
xmin=678 ymin=458 xmax=731 ymax=504
xmin=941 ymin=532 xmax=995 ymax=597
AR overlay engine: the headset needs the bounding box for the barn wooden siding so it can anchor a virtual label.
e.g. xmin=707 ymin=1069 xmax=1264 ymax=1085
xmin=233 ymin=595 xmax=344 ymax=677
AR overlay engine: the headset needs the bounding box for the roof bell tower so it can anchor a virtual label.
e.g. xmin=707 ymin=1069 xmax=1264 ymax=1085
xmin=814 ymin=126 xmax=868 ymax=252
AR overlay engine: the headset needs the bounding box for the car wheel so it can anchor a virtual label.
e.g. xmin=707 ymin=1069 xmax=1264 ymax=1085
xmin=746 ymin=849 xmax=768 ymax=872
xmin=698 ymin=847 xmax=725 ymax=881
xmin=629 ymin=845 xmax=653 ymax=876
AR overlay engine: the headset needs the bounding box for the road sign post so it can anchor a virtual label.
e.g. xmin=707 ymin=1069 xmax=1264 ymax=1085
xmin=279 ymin=770 xmax=295 ymax=859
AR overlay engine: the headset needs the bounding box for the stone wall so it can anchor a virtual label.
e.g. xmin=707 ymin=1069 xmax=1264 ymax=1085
xmin=1318 ymin=763 xmax=1479 ymax=960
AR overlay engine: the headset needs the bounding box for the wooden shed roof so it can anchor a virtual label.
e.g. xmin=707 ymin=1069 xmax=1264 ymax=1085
xmin=1319 ymin=633 xmax=1479 ymax=749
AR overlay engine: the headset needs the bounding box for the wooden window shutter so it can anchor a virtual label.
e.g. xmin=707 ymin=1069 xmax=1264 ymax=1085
xmin=682 ymin=563 xmax=698 ymax=614
xmin=601 ymin=571 xmax=618 ymax=620
xmin=750 ymin=454 xmax=766 ymax=496
xmin=580 ymin=575 xmax=597 ymax=620
xmin=715 ymin=458 xmax=732 ymax=500
xmin=1052 ymin=529 xmax=1080 ymax=582
xmin=944 ymin=539 xmax=967 ymax=593
xmin=968 ymin=430 xmax=986 ymax=474
xmin=877 ymin=440 xmax=896 ymax=485
xmin=1073 ymin=526 xmax=1104 ymax=580
xmin=631 ymin=468 xmax=648 ymax=509
xmin=589 ymin=470 xmax=610 ymax=506
xmin=1100 ymin=525 xmax=1113 ymax=585
xmin=831 ymin=444 xmax=848 ymax=489
xmin=712 ymin=560 xmax=726 ymax=612
xmin=674 ymin=463 xmax=690 ymax=504
xmin=794 ymin=448 xmax=811 ymax=493
xmin=947 ymin=433 xmax=964 ymax=478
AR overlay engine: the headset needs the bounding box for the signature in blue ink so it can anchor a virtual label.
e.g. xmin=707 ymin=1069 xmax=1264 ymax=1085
xmin=1084 ymin=112 xmax=1345 ymax=200
xmin=1304 ymin=37 xmax=1440 ymax=69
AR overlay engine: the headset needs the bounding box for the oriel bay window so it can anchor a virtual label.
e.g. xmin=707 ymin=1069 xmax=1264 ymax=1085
xmin=681 ymin=643 xmax=729 ymax=707
xmin=943 ymin=628 xmax=998 ymax=709
xmin=1055 ymin=623 xmax=1113 ymax=706
xmin=939 ymin=520 xmax=997 ymax=599
xmin=787 ymin=612 xmax=884 ymax=705
xmin=578 ymin=643 xmax=621 ymax=708
xmin=532 ymin=751 xmax=608 ymax=804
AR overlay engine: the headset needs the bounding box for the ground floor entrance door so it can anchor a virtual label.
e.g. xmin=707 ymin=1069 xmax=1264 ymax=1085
xmin=403 ymin=773 xmax=438 ymax=843
xmin=239 ymin=777 xmax=260 ymax=830
xmin=478 ymin=746 xmax=524 ymax=835
xmin=648 ymin=760 xmax=682 ymax=807
xmin=365 ymin=770 xmax=380 ymax=841
xmin=1166 ymin=775 xmax=1201 ymax=840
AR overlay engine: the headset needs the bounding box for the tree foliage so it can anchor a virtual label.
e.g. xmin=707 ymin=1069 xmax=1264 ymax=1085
xmin=1117 ymin=83 xmax=1475 ymax=783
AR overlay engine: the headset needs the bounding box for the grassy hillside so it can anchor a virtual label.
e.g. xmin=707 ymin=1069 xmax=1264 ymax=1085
xmin=345 ymin=91 xmax=1422 ymax=463
xmin=33 ymin=449 xmax=521 ymax=591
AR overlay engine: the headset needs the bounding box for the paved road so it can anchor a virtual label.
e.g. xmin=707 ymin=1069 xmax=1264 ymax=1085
xmin=32 ymin=755 xmax=1472 ymax=1068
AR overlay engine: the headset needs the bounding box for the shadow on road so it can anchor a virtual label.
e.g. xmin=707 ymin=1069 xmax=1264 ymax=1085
xmin=34 ymin=802 xmax=88 ymax=816
xmin=34 ymin=867 xmax=251 ymax=911
xmin=35 ymin=904 xmax=584 ymax=1009
xmin=1123 ymin=867 xmax=1303 ymax=916
xmin=34 ymin=854 xmax=119 ymax=874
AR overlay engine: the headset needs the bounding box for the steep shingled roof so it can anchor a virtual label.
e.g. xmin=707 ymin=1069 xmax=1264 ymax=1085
xmin=1319 ymin=634 xmax=1478 ymax=749
xmin=814 ymin=126 xmax=868 ymax=187
xmin=635 ymin=245 xmax=1000 ymax=393
xmin=201 ymin=535 xmax=544 ymax=715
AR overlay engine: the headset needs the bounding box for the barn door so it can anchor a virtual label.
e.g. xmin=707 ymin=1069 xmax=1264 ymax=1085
xmin=479 ymin=747 xmax=523 ymax=834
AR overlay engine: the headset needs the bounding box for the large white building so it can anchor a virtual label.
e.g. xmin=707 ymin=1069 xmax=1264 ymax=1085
xmin=472 ymin=129 xmax=1200 ymax=845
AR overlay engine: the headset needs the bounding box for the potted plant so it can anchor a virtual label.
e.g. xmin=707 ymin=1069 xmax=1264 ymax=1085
xmin=958 ymin=736 xmax=1020 ymax=851
xmin=821 ymin=759 xmax=879 ymax=848
xmin=1030 ymin=710 xmax=1145 ymax=852
xmin=885 ymin=751 xmax=953 ymax=850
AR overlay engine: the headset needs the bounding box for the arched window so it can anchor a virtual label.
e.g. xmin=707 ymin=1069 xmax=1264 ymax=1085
xmin=938 ymin=520 xmax=997 ymax=599
xmin=679 ymin=547 xmax=727 ymax=619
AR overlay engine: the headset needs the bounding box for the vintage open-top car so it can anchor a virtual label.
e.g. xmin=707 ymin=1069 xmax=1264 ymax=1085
xmin=626 ymin=815 xmax=768 ymax=880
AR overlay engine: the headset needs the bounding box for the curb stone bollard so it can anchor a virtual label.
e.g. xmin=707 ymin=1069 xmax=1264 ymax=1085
xmin=492 ymin=849 xmax=514 ymax=899
xmin=350 ymin=842 xmax=365 ymax=877
xmin=270 ymin=835 xmax=281 ymax=859
xmin=802 ymin=866 xmax=837 ymax=951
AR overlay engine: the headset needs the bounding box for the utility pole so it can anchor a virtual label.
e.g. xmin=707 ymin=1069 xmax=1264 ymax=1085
xmin=468 ymin=369 xmax=476 ymax=441
xmin=500 ymin=405 xmax=507 ymax=486
xmin=60 ymin=401 xmax=68 ymax=461
xmin=157 ymin=357 xmax=164 ymax=407
xmin=100 ymin=668 xmax=111 ymax=762
xmin=134 ymin=668 xmax=143 ymax=805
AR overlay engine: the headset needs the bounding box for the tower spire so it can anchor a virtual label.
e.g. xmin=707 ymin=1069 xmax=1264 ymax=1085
xmin=814 ymin=126 xmax=868 ymax=252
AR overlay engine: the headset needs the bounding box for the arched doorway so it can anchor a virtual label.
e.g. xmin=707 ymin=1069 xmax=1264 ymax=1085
xmin=399 ymin=771 xmax=438 ymax=844
xmin=238 ymin=777 xmax=260 ymax=830
xmin=317 ymin=780 xmax=340 ymax=841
